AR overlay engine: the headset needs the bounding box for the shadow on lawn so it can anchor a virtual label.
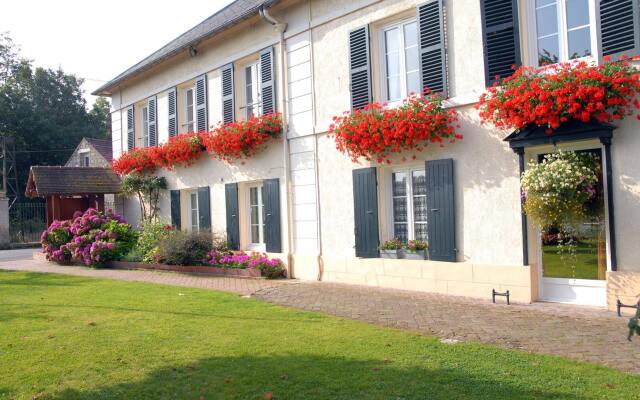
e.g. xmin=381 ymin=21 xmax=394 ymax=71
xmin=43 ymin=354 xmax=583 ymax=400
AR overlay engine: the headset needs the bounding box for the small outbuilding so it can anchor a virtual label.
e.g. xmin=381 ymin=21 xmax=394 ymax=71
xmin=25 ymin=166 xmax=121 ymax=225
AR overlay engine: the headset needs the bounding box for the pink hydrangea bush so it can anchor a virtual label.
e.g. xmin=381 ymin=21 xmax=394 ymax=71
xmin=41 ymin=208 xmax=137 ymax=266
xmin=204 ymin=250 xmax=286 ymax=278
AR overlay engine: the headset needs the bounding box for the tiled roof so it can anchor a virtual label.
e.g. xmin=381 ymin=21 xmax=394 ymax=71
xmin=25 ymin=167 xmax=121 ymax=198
xmin=85 ymin=137 xmax=113 ymax=162
xmin=92 ymin=0 xmax=280 ymax=96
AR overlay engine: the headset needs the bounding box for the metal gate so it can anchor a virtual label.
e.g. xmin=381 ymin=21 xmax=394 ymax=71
xmin=9 ymin=202 xmax=47 ymax=243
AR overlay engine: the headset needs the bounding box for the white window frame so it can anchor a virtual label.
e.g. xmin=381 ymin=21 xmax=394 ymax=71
xmin=378 ymin=18 xmax=419 ymax=106
xmin=386 ymin=167 xmax=428 ymax=243
xmin=246 ymin=183 xmax=265 ymax=251
xmin=141 ymin=105 xmax=149 ymax=147
xmin=242 ymin=61 xmax=262 ymax=120
xmin=526 ymin=0 xmax=600 ymax=67
xmin=189 ymin=191 xmax=199 ymax=233
xmin=183 ymin=87 xmax=196 ymax=132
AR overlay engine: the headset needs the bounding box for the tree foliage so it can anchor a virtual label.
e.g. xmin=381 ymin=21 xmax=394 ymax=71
xmin=0 ymin=32 xmax=111 ymax=197
xmin=120 ymin=173 xmax=167 ymax=222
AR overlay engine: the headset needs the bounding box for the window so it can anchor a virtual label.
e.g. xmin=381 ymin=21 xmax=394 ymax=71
xmin=381 ymin=19 xmax=420 ymax=102
xmin=184 ymin=88 xmax=195 ymax=132
xmin=248 ymin=185 xmax=265 ymax=248
xmin=190 ymin=192 xmax=199 ymax=232
xmin=244 ymin=61 xmax=262 ymax=119
xmin=142 ymin=105 xmax=149 ymax=147
xmin=83 ymin=155 xmax=90 ymax=167
xmin=532 ymin=0 xmax=596 ymax=66
xmin=391 ymin=169 xmax=427 ymax=243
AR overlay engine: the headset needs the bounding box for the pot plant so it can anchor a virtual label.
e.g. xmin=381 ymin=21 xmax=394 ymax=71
xmin=405 ymin=239 xmax=428 ymax=260
xmin=380 ymin=238 xmax=405 ymax=259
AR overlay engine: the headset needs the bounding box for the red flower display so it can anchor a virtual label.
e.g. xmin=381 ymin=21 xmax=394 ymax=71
xmin=112 ymin=113 xmax=282 ymax=175
xmin=476 ymin=58 xmax=640 ymax=133
xmin=328 ymin=93 xmax=461 ymax=163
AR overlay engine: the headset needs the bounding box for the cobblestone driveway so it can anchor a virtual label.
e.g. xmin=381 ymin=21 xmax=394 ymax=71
xmin=253 ymin=282 xmax=640 ymax=373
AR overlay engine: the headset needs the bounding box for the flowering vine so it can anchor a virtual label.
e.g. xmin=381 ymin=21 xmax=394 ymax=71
xmin=476 ymin=58 xmax=640 ymax=133
xmin=112 ymin=113 xmax=282 ymax=175
xmin=328 ymin=93 xmax=461 ymax=164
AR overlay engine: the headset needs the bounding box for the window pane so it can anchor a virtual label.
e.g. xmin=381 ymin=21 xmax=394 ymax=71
xmin=406 ymin=72 xmax=421 ymax=96
xmin=566 ymin=0 xmax=590 ymax=29
xmin=251 ymin=225 xmax=260 ymax=243
xmin=536 ymin=2 xmax=558 ymax=37
xmin=394 ymin=223 xmax=408 ymax=243
xmin=393 ymin=198 xmax=408 ymax=223
xmin=413 ymin=196 xmax=427 ymax=222
xmin=251 ymin=205 xmax=259 ymax=224
xmin=250 ymin=187 xmax=258 ymax=206
xmin=404 ymin=22 xmax=418 ymax=47
xmin=392 ymin=172 xmax=407 ymax=196
xmin=536 ymin=0 xmax=556 ymax=6
xmin=538 ymin=35 xmax=560 ymax=65
xmin=412 ymin=170 xmax=426 ymax=195
xmin=385 ymin=27 xmax=400 ymax=52
xmin=568 ymin=27 xmax=592 ymax=59
xmin=387 ymin=76 xmax=401 ymax=101
xmin=245 ymin=66 xmax=253 ymax=104
xmin=414 ymin=222 xmax=428 ymax=242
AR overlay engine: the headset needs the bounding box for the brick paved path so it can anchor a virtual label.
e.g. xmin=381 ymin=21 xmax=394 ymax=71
xmin=0 ymin=259 xmax=288 ymax=296
xmin=253 ymin=282 xmax=640 ymax=373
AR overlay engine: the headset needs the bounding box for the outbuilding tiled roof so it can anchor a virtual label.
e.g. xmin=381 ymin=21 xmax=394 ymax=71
xmin=92 ymin=0 xmax=280 ymax=96
xmin=25 ymin=167 xmax=121 ymax=198
xmin=85 ymin=137 xmax=113 ymax=162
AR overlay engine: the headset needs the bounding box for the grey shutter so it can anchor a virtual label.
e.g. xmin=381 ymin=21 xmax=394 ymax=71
xmin=348 ymin=26 xmax=372 ymax=110
xmin=170 ymin=189 xmax=181 ymax=230
xmin=225 ymin=183 xmax=240 ymax=250
xmin=352 ymin=167 xmax=379 ymax=258
xmin=148 ymin=96 xmax=157 ymax=147
xmin=481 ymin=0 xmax=521 ymax=86
xmin=600 ymin=0 xmax=640 ymax=59
xmin=197 ymin=186 xmax=211 ymax=232
xmin=263 ymin=178 xmax=281 ymax=253
xmin=426 ymin=159 xmax=456 ymax=262
xmin=195 ymin=75 xmax=208 ymax=132
xmin=418 ymin=0 xmax=447 ymax=94
xmin=221 ymin=64 xmax=235 ymax=124
xmin=260 ymin=47 xmax=276 ymax=116
xmin=126 ymin=106 xmax=135 ymax=151
xmin=168 ymin=87 xmax=178 ymax=137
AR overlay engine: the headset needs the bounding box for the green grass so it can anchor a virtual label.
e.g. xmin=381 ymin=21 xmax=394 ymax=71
xmin=1 ymin=271 xmax=638 ymax=399
xmin=542 ymin=240 xmax=602 ymax=279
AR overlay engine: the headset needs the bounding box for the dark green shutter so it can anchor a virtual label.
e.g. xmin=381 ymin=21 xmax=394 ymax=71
xmin=168 ymin=87 xmax=177 ymax=137
xmin=148 ymin=96 xmax=157 ymax=147
xmin=352 ymin=167 xmax=379 ymax=258
xmin=225 ymin=183 xmax=240 ymax=250
xmin=126 ymin=106 xmax=134 ymax=150
xmin=348 ymin=26 xmax=372 ymax=110
xmin=418 ymin=0 xmax=447 ymax=94
xmin=221 ymin=64 xmax=235 ymax=123
xmin=600 ymin=0 xmax=640 ymax=59
xmin=195 ymin=75 xmax=208 ymax=132
xmin=170 ymin=189 xmax=181 ymax=230
xmin=426 ymin=159 xmax=456 ymax=262
xmin=197 ymin=186 xmax=211 ymax=232
xmin=260 ymin=47 xmax=276 ymax=115
xmin=263 ymin=178 xmax=281 ymax=253
xmin=481 ymin=0 xmax=521 ymax=86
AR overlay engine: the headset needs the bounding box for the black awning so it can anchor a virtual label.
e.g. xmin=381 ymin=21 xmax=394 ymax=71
xmin=504 ymin=120 xmax=615 ymax=150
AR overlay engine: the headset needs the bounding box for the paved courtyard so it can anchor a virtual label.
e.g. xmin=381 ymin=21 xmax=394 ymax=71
xmin=1 ymin=254 xmax=638 ymax=373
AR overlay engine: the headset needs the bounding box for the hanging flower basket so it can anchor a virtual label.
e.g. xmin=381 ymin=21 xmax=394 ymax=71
xmin=112 ymin=113 xmax=283 ymax=175
xmin=329 ymin=93 xmax=461 ymax=164
xmin=476 ymin=58 xmax=640 ymax=133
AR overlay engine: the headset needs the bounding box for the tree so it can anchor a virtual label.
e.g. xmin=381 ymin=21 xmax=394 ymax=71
xmin=89 ymin=96 xmax=111 ymax=138
xmin=120 ymin=173 xmax=167 ymax=222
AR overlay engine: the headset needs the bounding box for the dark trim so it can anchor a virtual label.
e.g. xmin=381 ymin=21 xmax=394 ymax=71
xmin=505 ymin=120 xmax=615 ymax=149
xmin=601 ymin=136 xmax=618 ymax=271
xmin=514 ymin=148 xmax=529 ymax=265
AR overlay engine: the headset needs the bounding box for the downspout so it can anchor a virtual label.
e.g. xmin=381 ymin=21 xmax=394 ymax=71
xmin=259 ymin=5 xmax=294 ymax=278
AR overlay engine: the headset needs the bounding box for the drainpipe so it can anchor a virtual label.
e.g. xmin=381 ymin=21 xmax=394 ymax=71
xmin=259 ymin=5 xmax=294 ymax=278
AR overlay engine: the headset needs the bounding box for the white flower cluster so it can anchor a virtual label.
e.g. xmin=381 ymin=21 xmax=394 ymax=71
xmin=521 ymin=151 xmax=598 ymax=199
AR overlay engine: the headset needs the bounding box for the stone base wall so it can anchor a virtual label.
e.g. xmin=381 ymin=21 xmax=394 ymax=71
xmin=607 ymin=271 xmax=640 ymax=315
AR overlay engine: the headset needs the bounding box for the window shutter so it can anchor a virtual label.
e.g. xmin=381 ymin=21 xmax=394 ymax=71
xmin=260 ymin=47 xmax=276 ymax=116
xmin=126 ymin=106 xmax=135 ymax=151
xmin=263 ymin=178 xmax=281 ymax=253
xmin=170 ymin=189 xmax=181 ymax=230
xmin=225 ymin=183 xmax=240 ymax=250
xmin=481 ymin=0 xmax=521 ymax=86
xmin=426 ymin=159 xmax=456 ymax=262
xmin=600 ymin=0 xmax=640 ymax=59
xmin=147 ymin=96 xmax=157 ymax=147
xmin=348 ymin=26 xmax=372 ymax=110
xmin=418 ymin=0 xmax=447 ymax=94
xmin=352 ymin=167 xmax=379 ymax=258
xmin=221 ymin=64 xmax=235 ymax=124
xmin=197 ymin=186 xmax=211 ymax=232
xmin=195 ymin=75 xmax=208 ymax=132
xmin=168 ymin=87 xmax=178 ymax=137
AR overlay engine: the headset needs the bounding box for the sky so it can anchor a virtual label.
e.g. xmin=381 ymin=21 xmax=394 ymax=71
xmin=0 ymin=0 xmax=235 ymax=106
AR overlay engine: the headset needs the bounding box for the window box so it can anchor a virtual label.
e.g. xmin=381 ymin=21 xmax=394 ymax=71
xmin=404 ymin=249 xmax=427 ymax=260
xmin=381 ymin=249 xmax=405 ymax=259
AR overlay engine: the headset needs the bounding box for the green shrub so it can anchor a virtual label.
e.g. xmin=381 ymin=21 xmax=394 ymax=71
xmin=122 ymin=248 xmax=143 ymax=262
xmin=134 ymin=220 xmax=172 ymax=263
xmin=157 ymin=231 xmax=212 ymax=266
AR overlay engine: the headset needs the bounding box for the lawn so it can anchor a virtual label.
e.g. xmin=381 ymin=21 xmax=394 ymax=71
xmin=1 ymin=271 xmax=638 ymax=399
